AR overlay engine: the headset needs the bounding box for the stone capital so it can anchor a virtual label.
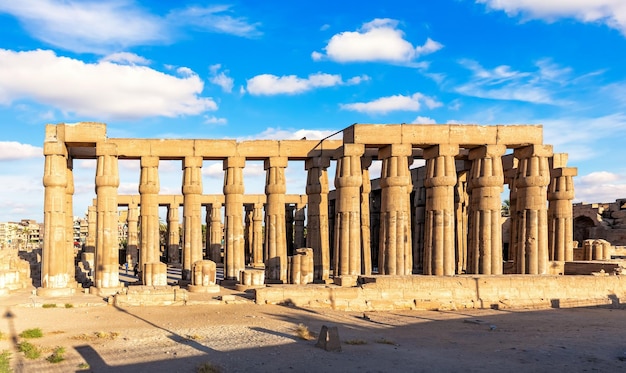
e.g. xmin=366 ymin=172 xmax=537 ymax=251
xmin=223 ymin=156 xmax=245 ymax=170
xmin=183 ymin=156 xmax=203 ymax=168
xmin=305 ymin=156 xmax=330 ymax=170
xmin=423 ymin=144 xmax=459 ymax=159
xmin=141 ymin=156 xmax=159 ymax=168
xmin=378 ymin=143 xmax=413 ymax=159
xmin=264 ymin=156 xmax=288 ymax=169
xmin=513 ymin=144 xmax=553 ymax=159
xmin=468 ymin=144 xmax=506 ymax=160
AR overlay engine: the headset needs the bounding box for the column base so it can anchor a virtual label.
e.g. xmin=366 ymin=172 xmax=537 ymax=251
xmin=36 ymin=287 xmax=77 ymax=297
xmin=89 ymin=285 xmax=126 ymax=297
xmin=187 ymin=284 xmax=220 ymax=293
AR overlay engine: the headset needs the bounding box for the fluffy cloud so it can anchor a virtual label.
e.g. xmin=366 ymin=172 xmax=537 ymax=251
xmin=0 ymin=141 xmax=42 ymax=160
xmin=99 ymin=52 xmax=151 ymax=66
xmin=0 ymin=49 xmax=217 ymax=120
xmin=340 ymin=93 xmax=442 ymax=114
xmin=575 ymin=171 xmax=626 ymax=203
xmin=209 ymin=64 xmax=234 ymax=93
xmin=240 ymin=128 xmax=341 ymax=141
xmin=0 ymin=0 xmax=261 ymax=54
xmin=246 ymin=72 xmax=367 ymax=95
xmin=312 ymin=18 xmax=443 ymax=64
xmin=411 ymin=116 xmax=437 ymax=124
xmin=477 ymin=0 xmax=626 ymax=36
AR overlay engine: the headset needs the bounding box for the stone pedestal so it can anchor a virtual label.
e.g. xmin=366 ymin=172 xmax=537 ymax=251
xmin=143 ymin=262 xmax=168 ymax=286
xmin=235 ymin=269 xmax=266 ymax=291
xmin=188 ymin=260 xmax=220 ymax=293
xmin=289 ymin=248 xmax=314 ymax=285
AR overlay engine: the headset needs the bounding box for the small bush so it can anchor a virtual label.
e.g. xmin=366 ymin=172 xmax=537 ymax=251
xmin=46 ymin=347 xmax=65 ymax=363
xmin=0 ymin=350 xmax=11 ymax=373
xmin=77 ymin=362 xmax=90 ymax=370
xmin=375 ymin=338 xmax=396 ymax=345
xmin=197 ymin=362 xmax=223 ymax=373
xmin=295 ymin=323 xmax=314 ymax=340
xmin=17 ymin=341 xmax=40 ymax=359
xmin=64 ymin=303 xmax=73 ymax=308
xmin=345 ymin=339 xmax=367 ymax=345
xmin=42 ymin=304 xmax=57 ymax=309
xmin=19 ymin=328 xmax=43 ymax=339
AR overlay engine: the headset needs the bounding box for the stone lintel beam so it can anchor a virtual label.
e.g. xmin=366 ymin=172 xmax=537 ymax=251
xmin=513 ymin=144 xmax=553 ymax=159
xmin=551 ymin=167 xmax=578 ymax=178
xmin=343 ymin=124 xmax=543 ymax=148
xmin=46 ymin=122 xmax=107 ymax=146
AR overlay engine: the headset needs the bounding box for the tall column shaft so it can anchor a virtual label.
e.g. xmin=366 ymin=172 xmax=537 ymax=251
xmin=245 ymin=204 xmax=253 ymax=264
xmin=65 ymin=163 xmax=77 ymax=286
xmin=548 ymin=166 xmax=577 ymax=261
xmin=514 ymin=145 xmax=552 ymax=274
xmin=333 ymin=144 xmax=364 ymax=276
xmin=139 ymin=156 xmax=160 ymax=268
xmin=167 ymin=203 xmax=180 ymax=264
xmin=306 ymin=157 xmax=331 ymax=281
xmin=223 ymin=157 xmax=245 ymax=280
xmin=86 ymin=205 xmax=97 ymax=253
xmin=42 ymin=141 xmax=69 ymax=289
xmin=360 ymin=157 xmax=372 ymax=275
xmin=378 ymin=144 xmax=413 ymax=275
xmin=423 ymin=144 xmax=458 ymax=276
xmin=126 ymin=203 xmax=139 ymax=267
xmin=252 ymin=203 xmax=264 ymax=266
xmin=455 ymin=169 xmax=469 ymax=274
xmin=208 ymin=204 xmax=223 ymax=263
xmin=467 ymin=145 xmax=505 ymax=275
xmin=264 ymin=156 xmax=288 ymax=282
xmin=182 ymin=156 xmax=203 ymax=281
xmin=294 ymin=204 xmax=306 ymax=250
xmin=94 ymin=142 xmax=121 ymax=289
xmin=412 ymin=168 xmax=427 ymax=273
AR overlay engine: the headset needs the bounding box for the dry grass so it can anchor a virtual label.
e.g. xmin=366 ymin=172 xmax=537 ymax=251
xmin=72 ymin=331 xmax=119 ymax=341
xmin=197 ymin=362 xmax=223 ymax=373
xmin=375 ymin=338 xmax=396 ymax=345
xmin=345 ymin=339 xmax=368 ymax=345
xmin=295 ymin=323 xmax=315 ymax=340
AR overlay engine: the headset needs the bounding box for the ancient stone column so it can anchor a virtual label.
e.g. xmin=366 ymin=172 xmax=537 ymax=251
xmin=378 ymin=144 xmax=413 ymax=275
xmin=548 ymin=160 xmax=577 ymax=262
xmin=94 ymin=142 xmax=121 ymax=290
xmin=65 ymin=161 xmax=77 ymax=288
xmin=139 ymin=156 xmax=160 ymax=274
xmin=294 ymin=203 xmax=306 ymax=250
xmin=166 ymin=202 xmax=180 ymax=265
xmin=423 ymin=144 xmax=458 ymax=276
xmin=264 ymin=156 xmax=288 ymax=282
xmin=251 ymin=203 xmax=264 ymax=267
xmin=208 ymin=204 xmax=223 ymax=263
xmin=333 ymin=144 xmax=364 ymax=277
xmin=412 ymin=167 xmax=427 ymax=273
xmin=41 ymin=140 xmax=71 ymax=294
xmin=454 ymin=168 xmax=469 ymax=274
xmin=285 ymin=204 xmax=295 ymax=256
xmin=305 ymin=156 xmax=331 ymax=281
xmin=182 ymin=156 xmax=203 ymax=281
xmin=467 ymin=145 xmax=506 ymax=275
xmin=244 ymin=204 xmax=253 ymax=264
xmin=514 ymin=145 xmax=552 ymax=274
xmin=223 ymin=157 xmax=245 ymax=281
xmin=126 ymin=202 xmax=139 ymax=268
xmin=360 ymin=157 xmax=372 ymax=276
xmin=503 ymin=154 xmax=519 ymax=263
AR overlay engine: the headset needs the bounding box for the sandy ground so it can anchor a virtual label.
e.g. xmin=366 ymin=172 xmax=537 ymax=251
xmin=1 ymin=274 xmax=626 ymax=372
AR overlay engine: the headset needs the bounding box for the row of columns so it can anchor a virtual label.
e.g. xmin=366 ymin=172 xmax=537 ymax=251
xmin=41 ymin=139 xmax=577 ymax=295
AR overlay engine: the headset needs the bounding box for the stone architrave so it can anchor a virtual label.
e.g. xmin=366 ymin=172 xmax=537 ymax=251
xmin=514 ymin=145 xmax=552 ymax=274
xmin=360 ymin=156 xmax=372 ymax=276
xmin=182 ymin=156 xmax=203 ymax=281
xmin=264 ymin=156 xmax=288 ymax=282
xmin=126 ymin=203 xmax=139 ymax=268
xmin=167 ymin=202 xmax=180 ymax=264
xmin=294 ymin=203 xmax=306 ymax=250
xmin=548 ymin=163 xmax=577 ymax=262
xmin=305 ymin=156 xmax=331 ymax=281
xmin=139 ymin=156 xmax=160 ymax=278
xmin=41 ymin=140 xmax=71 ymax=294
xmin=94 ymin=142 xmax=121 ymax=290
xmin=423 ymin=144 xmax=458 ymax=276
xmin=223 ymin=157 xmax=245 ymax=281
xmin=208 ymin=204 xmax=223 ymax=263
xmin=467 ymin=145 xmax=506 ymax=275
xmin=65 ymin=162 xmax=77 ymax=288
xmin=252 ymin=203 xmax=264 ymax=267
xmin=333 ymin=144 xmax=364 ymax=277
xmin=378 ymin=144 xmax=413 ymax=275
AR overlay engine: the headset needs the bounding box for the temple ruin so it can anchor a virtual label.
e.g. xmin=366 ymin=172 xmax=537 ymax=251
xmin=38 ymin=122 xmax=626 ymax=310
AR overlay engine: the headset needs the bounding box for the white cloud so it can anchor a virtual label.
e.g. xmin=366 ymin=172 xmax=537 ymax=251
xmin=477 ymin=0 xmax=626 ymax=36
xmin=575 ymin=171 xmax=626 ymax=203
xmin=240 ymin=128 xmax=342 ymax=141
xmin=209 ymin=64 xmax=235 ymax=93
xmin=454 ymin=59 xmax=571 ymax=104
xmin=167 ymin=5 xmax=262 ymax=38
xmin=246 ymin=72 xmax=363 ymax=95
xmin=340 ymin=93 xmax=442 ymax=114
xmin=411 ymin=116 xmax=437 ymax=124
xmin=204 ymin=115 xmax=227 ymax=125
xmin=0 ymin=0 xmax=166 ymax=54
xmin=0 ymin=141 xmax=42 ymax=160
xmin=99 ymin=52 xmax=151 ymax=66
xmin=0 ymin=49 xmax=217 ymax=120
xmin=312 ymin=18 xmax=443 ymax=64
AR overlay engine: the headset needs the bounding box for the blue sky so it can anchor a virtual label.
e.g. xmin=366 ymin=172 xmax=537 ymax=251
xmin=1 ymin=0 xmax=626 ymax=223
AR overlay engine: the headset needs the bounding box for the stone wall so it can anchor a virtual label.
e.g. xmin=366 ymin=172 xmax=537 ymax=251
xmin=573 ymin=199 xmax=626 ymax=246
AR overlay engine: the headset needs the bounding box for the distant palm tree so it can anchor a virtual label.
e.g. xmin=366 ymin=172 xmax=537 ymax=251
xmin=501 ymin=199 xmax=511 ymax=217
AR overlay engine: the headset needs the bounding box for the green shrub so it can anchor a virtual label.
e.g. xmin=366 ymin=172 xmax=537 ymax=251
xmin=42 ymin=304 xmax=57 ymax=309
xmin=17 ymin=341 xmax=40 ymax=359
xmin=19 ymin=328 xmax=43 ymax=339
xmin=0 ymin=350 xmax=11 ymax=373
xmin=46 ymin=347 xmax=65 ymax=363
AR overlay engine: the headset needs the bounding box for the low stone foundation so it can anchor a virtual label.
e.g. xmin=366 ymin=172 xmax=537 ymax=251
xmin=254 ymin=275 xmax=626 ymax=311
xmin=113 ymin=285 xmax=188 ymax=307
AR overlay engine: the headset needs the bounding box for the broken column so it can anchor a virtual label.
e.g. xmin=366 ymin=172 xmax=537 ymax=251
xmin=289 ymin=248 xmax=314 ymax=285
xmin=188 ymin=260 xmax=219 ymax=293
